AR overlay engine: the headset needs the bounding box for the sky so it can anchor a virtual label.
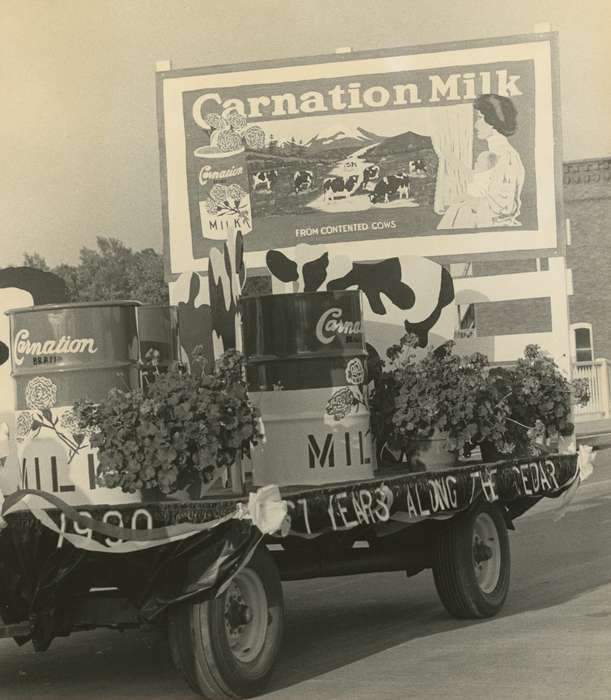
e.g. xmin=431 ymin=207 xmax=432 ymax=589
xmin=2 ymin=0 xmax=610 ymax=267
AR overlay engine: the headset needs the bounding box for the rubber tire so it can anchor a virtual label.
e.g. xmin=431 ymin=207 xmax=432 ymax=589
xmin=432 ymin=500 xmax=510 ymax=619
xmin=168 ymin=546 xmax=284 ymax=699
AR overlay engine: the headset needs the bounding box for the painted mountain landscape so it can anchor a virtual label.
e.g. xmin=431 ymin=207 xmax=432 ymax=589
xmin=245 ymin=121 xmax=437 ymax=218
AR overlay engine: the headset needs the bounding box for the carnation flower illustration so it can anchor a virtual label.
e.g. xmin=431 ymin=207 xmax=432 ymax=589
xmin=22 ymin=377 xmax=89 ymax=462
xmin=200 ymin=110 xmax=265 ymax=153
xmin=325 ymin=387 xmax=359 ymax=421
xmin=345 ymin=358 xmax=365 ymax=386
xmin=25 ymin=376 xmax=57 ymax=411
xmin=193 ymin=109 xmax=265 ymax=157
xmin=204 ymin=182 xmax=251 ymax=228
xmin=15 ymin=411 xmax=34 ymax=443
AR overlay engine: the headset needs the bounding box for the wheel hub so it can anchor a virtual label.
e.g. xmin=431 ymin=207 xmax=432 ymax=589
xmin=223 ymin=571 xmax=269 ymax=663
xmin=472 ymin=512 xmax=502 ymax=594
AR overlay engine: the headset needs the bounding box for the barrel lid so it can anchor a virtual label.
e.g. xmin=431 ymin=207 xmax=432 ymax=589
xmin=240 ymin=290 xmax=361 ymax=302
xmin=6 ymin=300 xmax=142 ymax=316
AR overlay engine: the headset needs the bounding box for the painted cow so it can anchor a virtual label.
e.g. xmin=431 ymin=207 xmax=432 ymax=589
xmin=362 ymin=164 xmax=380 ymax=186
xmin=293 ymin=170 xmax=314 ymax=194
xmin=252 ymin=170 xmax=279 ymax=191
xmin=369 ymin=171 xmax=410 ymax=204
xmin=322 ymin=175 xmax=359 ymax=202
xmin=409 ymin=159 xmax=427 ymax=175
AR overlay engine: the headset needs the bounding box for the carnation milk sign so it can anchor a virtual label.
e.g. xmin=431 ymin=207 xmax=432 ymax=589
xmin=158 ymin=32 xmax=570 ymax=395
xmin=157 ymin=32 xmax=564 ymax=276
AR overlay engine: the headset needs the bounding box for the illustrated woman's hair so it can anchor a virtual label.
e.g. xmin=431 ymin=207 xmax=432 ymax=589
xmin=474 ymin=94 xmax=518 ymax=136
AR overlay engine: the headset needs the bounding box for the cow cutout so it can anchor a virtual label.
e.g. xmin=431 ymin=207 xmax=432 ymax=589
xmin=0 ymin=268 xmax=68 ymax=495
xmin=265 ymin=246 xmax=456 ymax=356
xmin=171 ymin=230 xmax=246 ymax=370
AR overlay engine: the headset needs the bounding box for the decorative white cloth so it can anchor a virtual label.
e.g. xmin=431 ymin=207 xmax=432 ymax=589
xmin=552 ymin=444 xmax=595 ymax=521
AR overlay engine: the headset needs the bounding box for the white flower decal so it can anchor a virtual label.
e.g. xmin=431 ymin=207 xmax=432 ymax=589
xmin=345 ymin=358 xmax=365 ymax=386
xmin=15 ymin=412 xmax=34 ymax=442
xmin=25 ymin=376 xmax=57 ymax=411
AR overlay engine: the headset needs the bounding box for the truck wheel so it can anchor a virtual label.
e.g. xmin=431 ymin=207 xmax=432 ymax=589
xmin=168 ymin=546 xmax=284 ymax=699
xmin=432 ymin=500 xmax=510 ymax=619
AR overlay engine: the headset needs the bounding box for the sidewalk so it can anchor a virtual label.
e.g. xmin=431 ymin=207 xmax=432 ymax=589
xmin=576 ymin=416 xmax=611 ymax=448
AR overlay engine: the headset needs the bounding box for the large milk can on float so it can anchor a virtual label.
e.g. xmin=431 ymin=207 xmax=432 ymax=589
xmin=241 ymin=291 xmax=376 ymax=486
xmin=8 ymin=301 xmax=141 ymax=506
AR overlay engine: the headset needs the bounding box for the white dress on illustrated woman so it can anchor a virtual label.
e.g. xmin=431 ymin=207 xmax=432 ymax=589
xmin=438 ymin=133 xmax=526 ymax=230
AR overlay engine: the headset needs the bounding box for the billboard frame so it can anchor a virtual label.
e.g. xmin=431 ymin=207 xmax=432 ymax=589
xmin=156 ymin=31 xmax=564 ymax=279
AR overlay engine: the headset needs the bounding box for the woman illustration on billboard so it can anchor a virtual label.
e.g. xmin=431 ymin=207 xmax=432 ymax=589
xmin=437 ymin=94 xmax=525 ymax=230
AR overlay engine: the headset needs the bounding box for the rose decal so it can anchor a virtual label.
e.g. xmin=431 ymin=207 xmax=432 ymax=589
xmin=15 ymin=412 xmax=34 ymax=442
xmin=58 ymin=410 xmax=91 ymax=438
xmin=325 ymin=387 xmax=357 ymax=422
xmin=25 ymin=376 xmax=57 ymax=411
xmin=19 ymin=379 xmax=88 ymax=462
xmin=345 ymin=358 xmax=365 ymax=386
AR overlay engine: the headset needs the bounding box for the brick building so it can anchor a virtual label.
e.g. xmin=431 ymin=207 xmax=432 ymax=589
xmin=564 ymin=158 xmax=611 ymax=362
xmin=457 ymin=156 xmax=611 ymax=419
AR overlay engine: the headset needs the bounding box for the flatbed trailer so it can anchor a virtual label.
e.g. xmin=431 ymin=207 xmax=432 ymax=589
xmin=0 ymin=452 xmax=583 ymax=699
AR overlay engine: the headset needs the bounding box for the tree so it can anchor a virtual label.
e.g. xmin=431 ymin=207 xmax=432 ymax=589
xmin=52 ymin=263 xmax=80 ymax=302
xmin=21 ymin=238 xmax=168 ymax=304
xmin=22 ymin=252 xmax=50 ymax=271
xmin=76 ymin=237 xmax=168 ymax=304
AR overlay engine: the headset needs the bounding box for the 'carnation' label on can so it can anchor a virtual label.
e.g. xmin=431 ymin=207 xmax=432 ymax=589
xmin=315 ymin=307 xmax=363 ymax=345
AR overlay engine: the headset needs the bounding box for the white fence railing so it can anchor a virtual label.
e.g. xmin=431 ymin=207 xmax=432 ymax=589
xmin=573 ymin=359 xmax=611 ymax=420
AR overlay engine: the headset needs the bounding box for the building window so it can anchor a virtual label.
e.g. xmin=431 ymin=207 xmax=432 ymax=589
xmin=455 ymin=304 xmax=476 ymax=339
xmin=570 ymin=323 xmax=594 ymax=364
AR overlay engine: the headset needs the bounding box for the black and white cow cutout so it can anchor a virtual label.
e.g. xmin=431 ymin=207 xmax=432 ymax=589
xmin=265 ymin=245 xmax=456 ymax=355
xmin=0 ymin=268 xmax=68 ymax=493
xmin=171 ymin=230 xmax=246 ymax=370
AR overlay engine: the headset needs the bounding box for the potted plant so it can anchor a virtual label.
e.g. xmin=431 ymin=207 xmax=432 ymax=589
xmin=491 ymin=344 xmax=590 ymax=458
xmin=370 ymin=334 xmax=511 ymax=470
xmin=75 ymin=348 xmax=262 ymax=499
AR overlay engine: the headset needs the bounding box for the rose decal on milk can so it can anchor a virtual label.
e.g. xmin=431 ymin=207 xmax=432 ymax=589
xmin=17 ymin=377 xmax=90 ymax=463
xmin=25 ymin=375 xmax=57 ymax=411
xmin=195 ymin=110 xmax=265 ymax=241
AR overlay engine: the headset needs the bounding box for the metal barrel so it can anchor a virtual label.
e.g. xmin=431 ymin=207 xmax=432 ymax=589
xmin=8 ymin=301 xmax=141 ymax=506
xmin=137 ymin=305 xmax=180 ymax=377
xmin=241 ymin=291 xmax=376 ymax=486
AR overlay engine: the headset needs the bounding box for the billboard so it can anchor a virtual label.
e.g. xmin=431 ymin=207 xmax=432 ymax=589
xmin=157 ymin=33 xmax=562 ymax=275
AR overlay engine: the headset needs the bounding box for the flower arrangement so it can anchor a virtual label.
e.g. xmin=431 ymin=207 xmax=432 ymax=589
xmin=370 ymin=334 xmax=510 ymax=463
xmin=75 ymin=349 xmax=262 ymax=497
xmin=370 ymin=336 xmax=591 ymax=465
xmin=493 ymin=344 xmax=590 ymax=455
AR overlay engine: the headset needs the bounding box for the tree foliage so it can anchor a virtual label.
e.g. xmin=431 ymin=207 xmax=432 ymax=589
xmin=22 ymin=237 xmax=168 ymax=304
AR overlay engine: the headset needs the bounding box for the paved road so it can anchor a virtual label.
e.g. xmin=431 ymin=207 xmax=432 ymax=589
xmin=2 ymin=449 xmax=611 ymax=700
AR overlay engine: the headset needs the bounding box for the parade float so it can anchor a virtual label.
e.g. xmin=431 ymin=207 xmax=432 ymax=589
xmin=0 ymin=32 xmax=594 ymax=700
